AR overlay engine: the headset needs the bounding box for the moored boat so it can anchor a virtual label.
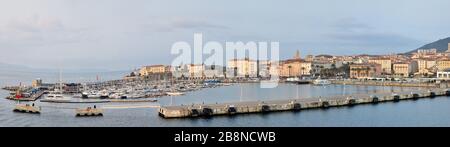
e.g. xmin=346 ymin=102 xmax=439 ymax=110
xmin=313 ymin=79 xmax=331 ymax=85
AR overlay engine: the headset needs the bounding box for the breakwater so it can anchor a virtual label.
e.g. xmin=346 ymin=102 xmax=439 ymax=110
xmin=159 ymin=89 xmax=449 ymax=118
xmin=331 ymin=80 xmax=444 ymax=88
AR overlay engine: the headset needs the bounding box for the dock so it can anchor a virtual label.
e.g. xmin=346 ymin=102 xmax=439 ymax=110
xmin=40 ymin=98 xmax=157 ymax=103
xmin=6 ymin=90 xmax=45 ymax=101
xmin=13 ymin=104 xmax=41 ymax=114
xmin=331 ymin=80 xmax=444 ymax=88
xmin=158 ymin=89 xmax=450 ymax=118
xmin=75 ymin=107 xmax=104 ymax=117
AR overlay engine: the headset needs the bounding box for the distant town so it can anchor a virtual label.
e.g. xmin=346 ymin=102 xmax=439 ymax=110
xmin=125 ymin=43 xmax=450 ymax=82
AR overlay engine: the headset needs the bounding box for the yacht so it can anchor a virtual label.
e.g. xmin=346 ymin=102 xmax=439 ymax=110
xmin=166 ymin=92 xmax=184 ymax=96
xmin=313 ymin=79 xmax=331 ymax=85
xmin=41 ymin=89 xmax=71 ymax=103
xmin=41 ymin=70 xmax=71 ymax=103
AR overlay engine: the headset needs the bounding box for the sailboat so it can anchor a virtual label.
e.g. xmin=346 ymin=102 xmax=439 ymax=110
xmin=41 ymin=69 xmax=71 ymax=103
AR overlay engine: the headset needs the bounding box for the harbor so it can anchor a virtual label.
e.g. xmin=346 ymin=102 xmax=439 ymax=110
xmin=1 ymin=82 xmax=449 ymax=127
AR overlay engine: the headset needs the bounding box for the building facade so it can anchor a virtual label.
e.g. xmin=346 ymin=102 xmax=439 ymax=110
xmin=349 ymin=63 xmax=382 ymax=79
xmin=31 ymin=78 xmax=43 ymax=88
xmin=368 ymin=58 xmax=392 ymax=74
xmin=187 ymin=64 xmax=205 ymax=79
xmin=278 ymin=59 xmax=311 ymax=78
xmin=437 ymin=70 xmax=450 ymax=80
xmin=392 ymin=61 xmax=418 ymax=78
xmin=139 ymin=65 xmax=167 ymax=76
xmin=416 ymin=58 xmax=436 ymax=76
xmin=437 ymin=58 xmax=450 ymax=71
xmin=227 ymin=58 xmax=258 ymax=78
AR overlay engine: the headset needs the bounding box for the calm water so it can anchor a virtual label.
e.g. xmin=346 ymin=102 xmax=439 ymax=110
xmin=1 ymin=71 xmax=450 ymax=127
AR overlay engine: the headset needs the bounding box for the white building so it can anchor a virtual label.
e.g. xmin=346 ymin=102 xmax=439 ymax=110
xmin=204 ymin=65 xmax=225 ymax=78
xmin=437 ymin=70 xmax=450 ymax=80
xmin=227 ymin=58 xmax=258 ymax=78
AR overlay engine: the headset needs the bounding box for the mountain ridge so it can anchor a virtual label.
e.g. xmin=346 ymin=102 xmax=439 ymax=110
xmin=407 ymin=37 xmax=450 ymax=54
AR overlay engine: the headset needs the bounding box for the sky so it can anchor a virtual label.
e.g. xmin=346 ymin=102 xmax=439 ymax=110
xmin=0 ymin=0 xmax=450 ymax=71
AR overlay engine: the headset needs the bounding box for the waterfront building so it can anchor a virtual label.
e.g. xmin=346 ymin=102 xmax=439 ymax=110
xmin=310 ymin=59 xmax=336 ymax=77
xmin=277 ymin=51 xmax=312 ymax=78
xmin=392 ymin=61 xmax=418 ymax=78
xmin=368 ymin=57 xmax=392 ymax=74
xmin=415 ymin=58 xmax=436 ymax=77
xmin=31 ymin=78 xmax=42 ymax=88
xmin=171 ymin=65 xmax=189 ymax=79
xmin=300 ymin=62 xmax=312 ymax=76
xmin=187 ymin=64 xmax=205 ymax=79
xmin=227 ymin=58 xmax=258 ymax=78
xmin=437 ymin=58 xmax=450 ymax=71
xmin=279 ymin=59 xmax=311 ymax=78
xmin=349 ymin=63 xmax=382 ymax=79
xmin=258 ymin=60 xmax=272 ymax=78
xmin=63 ymin=83 xmax=81 ymax=93
xmin=204 ymin=65 xmax=225 ymax=79
xmin=139 ymin=65 xmax=167 ymax=76
xmin=437 ymin=69 xmax=450 ymax=80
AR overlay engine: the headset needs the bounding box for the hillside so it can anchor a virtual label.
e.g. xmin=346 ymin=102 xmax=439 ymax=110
xmin=407 ymin=37 xmax=450 ymax=54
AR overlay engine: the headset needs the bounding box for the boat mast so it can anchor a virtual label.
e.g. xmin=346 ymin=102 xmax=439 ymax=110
xmin=240 ymin=84 xmax=243 ymax=102
xmin=59 ymin=68 xmax=62 ymax=92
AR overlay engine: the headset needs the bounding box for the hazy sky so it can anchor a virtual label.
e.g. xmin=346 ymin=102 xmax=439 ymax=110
xmin=0 ymin=0 xmax=449 ymax=70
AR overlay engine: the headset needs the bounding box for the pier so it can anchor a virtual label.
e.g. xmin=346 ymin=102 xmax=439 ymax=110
xmin=13 ymin=104 xmax=41 ymax=114
xmin=75 ymin=107 xmax=103 ymax=117
xmin=6 ymin=90 xmax=46 ymax=101
xmin=158 ymin=89 xmax=450 ymax=118
xmin=331 ymin=80 xmax=444 ymax=88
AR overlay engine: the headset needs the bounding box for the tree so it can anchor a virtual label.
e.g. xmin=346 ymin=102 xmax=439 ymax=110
xmin=288 ymin=65 xmax=292 ymax=77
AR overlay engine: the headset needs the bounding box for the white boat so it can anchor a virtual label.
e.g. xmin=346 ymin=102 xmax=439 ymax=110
xmin=41 ymin=69 xmax=71 ymax=103
xmin=313 ymin=79 xmax=331 ymax=85
xmin=166 ymin=92 xmax=184 ymax=96
xmin=286 ymin=77 xmax=300 ymax=82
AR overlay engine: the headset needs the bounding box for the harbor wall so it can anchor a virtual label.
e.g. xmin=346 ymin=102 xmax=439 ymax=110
xmin=159 ymin=89 xmax=449 ymax=118
xmin=331 ymin=80 xmax=443 ymax=88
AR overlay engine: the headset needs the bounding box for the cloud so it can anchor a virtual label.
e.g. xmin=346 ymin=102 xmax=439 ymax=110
xmin=0 ymin=15 xmax=96 ymax=47
xmin=331 ymin=33 xmax=419 ymax=47
xmin=327 ymin=18 xmax=420 ymax=49
xmin=143 ymin=17 xmax=228 ymax=32
xmin=332 ymin=18 xmax=373 ymax=32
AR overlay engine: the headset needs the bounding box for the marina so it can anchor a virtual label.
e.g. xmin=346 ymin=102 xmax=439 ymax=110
xmin=2 ymin=78 xmax=232 ymax=104
xmin=4 ymin=76 xmax=450 ymax=120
